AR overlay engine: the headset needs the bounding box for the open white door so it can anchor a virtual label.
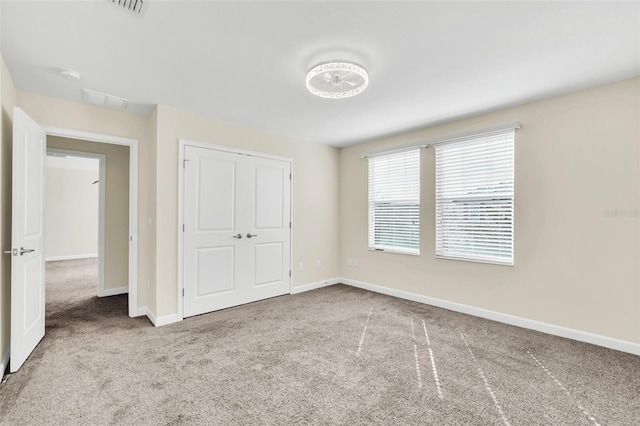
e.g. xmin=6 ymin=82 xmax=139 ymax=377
xmin=9 ymin=107 xmax=46 ymax=372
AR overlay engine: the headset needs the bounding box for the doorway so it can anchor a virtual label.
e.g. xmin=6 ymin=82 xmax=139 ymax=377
xmin=43 ymin=127 xmax=139 ymax=317
xmin=45 ymin=149 xmax=105 ymax=297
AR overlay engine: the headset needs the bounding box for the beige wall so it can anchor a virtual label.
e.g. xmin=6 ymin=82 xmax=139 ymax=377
xmin=17 ymin=92 xmax=155 ymax=308
xmin=340 ymin=78 xmax=640 ymax=344
xmin=45 ymin=166 xmax=99 ymax=259
xmin=46 ymin=137 xmax=129 ymax=291
xmin=155 ymin=105 xmax=340 ymax=316
xmin=0 ymin=55 xmax=17 ymax=367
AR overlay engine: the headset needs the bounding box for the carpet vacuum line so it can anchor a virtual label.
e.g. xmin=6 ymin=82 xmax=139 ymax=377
xmin=527 ymin=351 xmax=600 ymax=426
xmin=460 ymin=331 xmax=512 ymax=426
xmin=356 ymin=306 xmax=373 ymax=357
xmin=411 ymin=318 xmax=423 ymax=389
xmin=422 ymin=320 xmax=443 ymax=399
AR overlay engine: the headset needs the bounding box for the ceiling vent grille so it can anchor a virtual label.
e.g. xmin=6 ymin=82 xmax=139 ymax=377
xmin=83 ymin=89 xmax=128 ymax=110
xmin=111 ymin=0 xmax=144 ymax=15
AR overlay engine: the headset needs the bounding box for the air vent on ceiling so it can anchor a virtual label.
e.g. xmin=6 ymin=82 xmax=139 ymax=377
xmin=83 ymin=89 xmax=128 ymax=110
xmin=111 ymin=0 xmax=144 ymax=15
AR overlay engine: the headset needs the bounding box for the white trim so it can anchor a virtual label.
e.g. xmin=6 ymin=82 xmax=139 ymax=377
xmin=99 ymin=286 xmax=128 ymax=297
xmin=45 ymin=253 xmax=97 ymax=262
xmin=144 ymin=307 xmax=178 ymax=327
xmin=44 ymin=126 xmax=139 ymax=318
xmin=361 ymin=144 xmax=427 ymax=159
xmin=289 ymin=161 xmax=295 ymax=294
xmin=0 ymin=347 xmax=9 ymax=375
xmin=178 ymin=138 xmax=293 ymax=163
xmin=134 ymin=306 xmax=149 ymax=318
xmin=44 ymin=127 xmax=137 ymax=147
xmin=46 ymin=148 xmax=106 ymax=296
xmin=177 ymin=139 xmax=294 ymax=322
xmin=290 ymin=278 xmax=340 ymax=294
xmin=424 ymin=121 xmax=521 ymax=148
xmin=154 ymin=314 xmax=179 ymax=327
xmin=339 ymin=278 xmax=640 ymax=356
xmin=361 ymin=121 xmax=521 ymax=158
xmin=177 ymin=142 xmax=185 ymax=322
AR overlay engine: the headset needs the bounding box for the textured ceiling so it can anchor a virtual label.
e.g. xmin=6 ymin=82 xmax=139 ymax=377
xmin=2 ymin=1 xmax=638 ymax=147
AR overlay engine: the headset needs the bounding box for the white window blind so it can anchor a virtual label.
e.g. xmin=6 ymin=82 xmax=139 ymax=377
xmin=368 ymin=149 xmax=420 ymax=255
xmin=435 ymin=130 xmax=514 ymax=265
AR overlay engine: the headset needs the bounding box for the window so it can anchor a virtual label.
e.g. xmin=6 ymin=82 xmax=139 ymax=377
xmin=368 ymin=149 xmax=420 ymax=255
xmin=435 ymin=130 xmax=514 ymax=265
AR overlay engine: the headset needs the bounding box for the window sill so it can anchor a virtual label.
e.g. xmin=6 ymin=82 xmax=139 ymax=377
xmin=435 ymin=254 xmax=513 ymax=266
xmin=369 ymin=247 xmax=420 ymax=256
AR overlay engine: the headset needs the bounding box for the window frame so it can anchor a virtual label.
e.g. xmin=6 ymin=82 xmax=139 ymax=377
xmin=434 ymin=130 xmax=515 ymax=266
xmin=367 ymin=148 xmax=421 ymax=256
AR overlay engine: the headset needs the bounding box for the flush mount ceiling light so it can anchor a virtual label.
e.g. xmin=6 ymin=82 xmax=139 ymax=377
xmin=306 ymin=62 xmax=368 ymax=99
xmin=111 ymin=0 xmax=144 ymax=14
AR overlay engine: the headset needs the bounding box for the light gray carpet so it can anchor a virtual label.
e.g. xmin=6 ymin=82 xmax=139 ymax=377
xmin=1 ymin=259 xmax=638 ymax=425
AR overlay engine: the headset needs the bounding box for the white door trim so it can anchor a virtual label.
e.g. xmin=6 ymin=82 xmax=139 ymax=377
xmin=43 ymin=126 xmax=139 ymax=317
xmin=177 ymin=138 xmax=294 ymax=322
xmin=45 ymin=148 xmax=106 ymax=297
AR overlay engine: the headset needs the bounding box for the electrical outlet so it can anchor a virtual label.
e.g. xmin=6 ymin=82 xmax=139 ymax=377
xmin=298 ymin=262 xmax=303 ymax=271
xmin=316 ymin=259 xmax=321 ymax=268
xmin=353 ymin=258 xmax=358 ymax=267
xmin=347 ymin=258 xmax=352 ymax=267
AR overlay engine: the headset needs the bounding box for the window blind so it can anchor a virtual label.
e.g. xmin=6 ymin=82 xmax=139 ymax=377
xmin=368 ymin=149 xmax=420 ymax=255
xmin=435 ymin=131 xmax=514 ymax=265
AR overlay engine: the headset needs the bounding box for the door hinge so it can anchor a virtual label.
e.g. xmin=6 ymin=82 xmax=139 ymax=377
xmin=289 ymin=270 xmax=291 ymax=277
xmin=183 ymin=159 xmax=190 ymax=168
xmin=289 ymin=222 xmax=291 ymax=229
xmin=183 ymin=224 xmax=185 ymax=232
xmin=182 ymin=289 xmax=185 ymax=297
xmin=289 ymin=173 xmax=292 ymax=180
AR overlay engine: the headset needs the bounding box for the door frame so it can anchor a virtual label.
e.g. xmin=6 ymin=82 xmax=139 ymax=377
xmin=45 ymin=148 xmax=107 ymax=296
xmin=43 ymin=126 xmax=139 ymax=317
xmin=177 ymin=138 xmax=294 ymax=322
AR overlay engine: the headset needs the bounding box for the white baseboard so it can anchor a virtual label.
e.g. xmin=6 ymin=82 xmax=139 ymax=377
xmin=98 ymin=286 xmax=128 ymax=297
xmin=45 ymin=253 xmax=98 ymax=262
xmin=291 ymin=278 xmax=340 ymax=294
xmin=0 ymin=347 xmax=9 ymax=376
xmin=340 ymin=278 xmax=640 ymax=356
xmin=133 ymin=306 xmax=148 ymax=318
xmin=135 ymin=306 xmax=178 ymax=327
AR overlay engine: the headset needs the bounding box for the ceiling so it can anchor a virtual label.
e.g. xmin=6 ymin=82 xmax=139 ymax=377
xmin=2 ymin=1 xmax=638 ymax=147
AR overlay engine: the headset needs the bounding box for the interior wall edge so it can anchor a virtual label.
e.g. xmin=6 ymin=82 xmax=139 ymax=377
xmin=0 ymin=346 xmax=9 ymax=375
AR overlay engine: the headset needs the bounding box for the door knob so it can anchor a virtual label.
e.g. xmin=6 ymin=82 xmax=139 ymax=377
xmin=19 ymin=247 xmax=35 ymax=255
xmin=246 ymin=233 xmax=258 ymax=238
xmin=232 ymin=233 xmax=243 ymax=239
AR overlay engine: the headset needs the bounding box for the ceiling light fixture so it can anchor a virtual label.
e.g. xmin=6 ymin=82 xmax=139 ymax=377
xmin=111 ymin=0 xmax=144 ymax=15
xmin=306 ymin=61 xmax=368 ymax=99
xmin=59 ymin=69 xmax=81 ymax=81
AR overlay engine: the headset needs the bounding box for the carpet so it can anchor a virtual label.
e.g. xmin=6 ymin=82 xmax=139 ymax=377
xmin=1 ymin=259 xmax=638 ymax=425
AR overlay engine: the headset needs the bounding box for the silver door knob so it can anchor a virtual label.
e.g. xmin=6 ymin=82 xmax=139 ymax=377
xmin=19 ymin=247 xmax=35 ymax=255
xmin=246 ymin=233 xmax=258 ymax=238
xmin=232 ymin=233 xmax=243 ymax=239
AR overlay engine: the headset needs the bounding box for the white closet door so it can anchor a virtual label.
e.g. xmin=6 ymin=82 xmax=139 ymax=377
xmin=183 ymin=146 xmax=290 ymax=318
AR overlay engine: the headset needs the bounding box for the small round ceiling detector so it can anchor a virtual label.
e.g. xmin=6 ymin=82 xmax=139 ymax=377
xmin=306 ymin=62 xmax=368 ymax=99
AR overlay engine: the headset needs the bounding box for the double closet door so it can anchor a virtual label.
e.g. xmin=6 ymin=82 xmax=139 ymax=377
xmin=183 ymin=145 xmax=291 ymax=318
